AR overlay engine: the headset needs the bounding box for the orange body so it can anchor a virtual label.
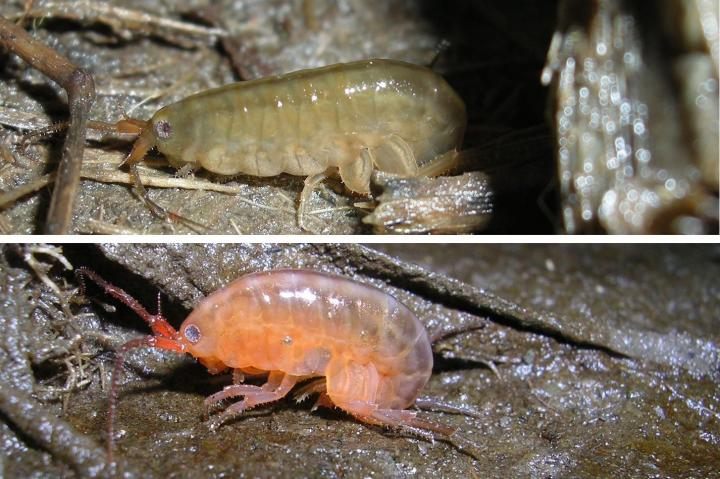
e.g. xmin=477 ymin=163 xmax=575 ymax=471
xmin=76 ymin=267 xmax=460 ymax=465
xmin=181 ymin=269 xmax=433 ymax=412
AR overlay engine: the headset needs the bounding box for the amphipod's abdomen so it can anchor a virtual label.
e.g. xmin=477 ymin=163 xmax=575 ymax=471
xmin=180 ymin=269 xmax=433 ymax=409
xmin=146 ymin=60 xmax=466 ymax=192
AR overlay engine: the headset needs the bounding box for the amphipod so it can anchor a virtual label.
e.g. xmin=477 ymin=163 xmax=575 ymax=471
xmin=117 ymin=60 xmax=467 ymax=228
xmin=76 ymin=268 xmax=478 ymax=463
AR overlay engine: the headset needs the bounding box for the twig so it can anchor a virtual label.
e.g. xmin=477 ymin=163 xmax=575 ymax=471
xmin=80 ymin=218 xmax=145 ymax=235
xmin=0 ymin=156 xmax=298 ymax=230
xmin=14 ymin=1 xmax=227 ymax=43
xmin=0 ymin=15 xmax=95 ymax=233
xmin=0 ymin=383 xmax=111 ymax=477
xmin=0 ymin=173 xmax=54 ymax=210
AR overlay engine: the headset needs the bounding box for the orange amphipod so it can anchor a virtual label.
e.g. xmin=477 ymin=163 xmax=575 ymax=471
xmin=77 ymin=268 xmax=478 ymax=463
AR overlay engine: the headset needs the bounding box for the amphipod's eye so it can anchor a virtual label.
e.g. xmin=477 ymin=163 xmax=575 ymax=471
xmin=184 ymin=324 xmax=201 ymax=344
xmin=154 ymin=119 xmax=173 ymax=140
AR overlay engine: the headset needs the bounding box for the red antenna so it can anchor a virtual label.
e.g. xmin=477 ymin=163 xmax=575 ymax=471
xmin=76 ymin=267 xmax=186 ymax=465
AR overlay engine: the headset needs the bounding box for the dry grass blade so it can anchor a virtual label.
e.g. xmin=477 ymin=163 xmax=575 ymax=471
xmin=14 ymin=1 xmax=227 ymax=43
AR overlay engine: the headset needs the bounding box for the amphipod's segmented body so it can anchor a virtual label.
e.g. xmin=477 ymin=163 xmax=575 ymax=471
xmin=76 ymin=268 xmax=460 ymax=463
xmin=185 ymin=269 xmax=434 ymax=420
xmin=121 ymin=60 xmax=466 ymax=227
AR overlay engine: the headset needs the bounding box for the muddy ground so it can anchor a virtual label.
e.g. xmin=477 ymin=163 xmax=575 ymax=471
xmin=0 ymin=243 xmax=718 ymax=478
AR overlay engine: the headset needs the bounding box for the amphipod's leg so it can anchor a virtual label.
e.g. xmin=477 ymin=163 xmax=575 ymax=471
xmin=298 ymin=147 xmax=374 ymax=231
xmin=338 ymin=401 xmax=455 ymax=441
xmin=206 ymin=371 xmax=298 ymax=429
xmin=413 ymin=397 xmax=483 ymax=418
xmin=293 ymin=378 xmax=333 ymax=410
xmin=337 ymin=150 xmax=373 ymax=194
xmin=298 ymin=170 xmax=331 ymax=231
xmin=416 ymin=149 xmax=459 ymax=177
xmin=232 ymin=369 xmax=245 ymax=385
xmin=369 ymin=133 xmax=459 ymax=178
xmin=367 ymin=133 xmax=418 ymax=177
xmin=337 ymin=400 xmax=481 ymax=460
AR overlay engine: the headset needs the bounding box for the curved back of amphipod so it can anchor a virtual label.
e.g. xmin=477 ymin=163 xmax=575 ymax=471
xmin=181 ymin=269 xmax=434 ymax=409
xmin=127 ymin=60 xmax=466 ymax=186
